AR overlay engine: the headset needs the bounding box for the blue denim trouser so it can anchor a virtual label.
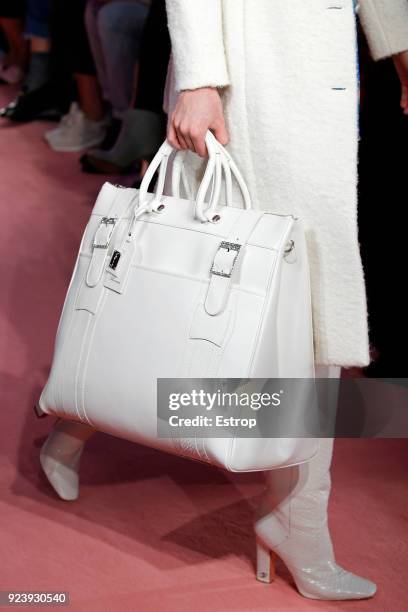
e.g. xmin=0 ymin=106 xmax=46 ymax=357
xmin=85 ymin=0 xmax=149 ymax=116
xmin=25 ymin=0 xmax=52 ymax=39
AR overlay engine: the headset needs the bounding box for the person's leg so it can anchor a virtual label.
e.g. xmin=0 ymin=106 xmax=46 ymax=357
xmin=40 ymin=418 xmax=96 ymax=501
xmin=24 ymin=37 xmax=51 ymax=92
xmin=81 ymin=0 xmax=168 ymax=173
xmin=23 ymin=0 xmax=53 ymax=92
xmin=44 ymin=0 xmax=109 ymax=151
xmin=96 ymin=0 xmax=149 ymax=117
xmin=84 ymin=0 xmax=109 ymax=103
xmin=75 ymin=73 xmax=105 ymax=121
xmin=69 ymin=0 xmax=106 ymax=121
xmin=47 ymin=0 xmax=104 ymax=119
xmin=255 ymin=366 xmax=376 ymax=600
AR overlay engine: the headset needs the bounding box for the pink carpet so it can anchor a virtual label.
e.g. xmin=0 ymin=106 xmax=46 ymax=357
xmin=0 ymin=85 xmax=407 ymax=611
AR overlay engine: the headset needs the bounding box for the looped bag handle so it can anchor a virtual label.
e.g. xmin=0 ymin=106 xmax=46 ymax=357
xmin=138 ymin=131 xmax=252 ymax=223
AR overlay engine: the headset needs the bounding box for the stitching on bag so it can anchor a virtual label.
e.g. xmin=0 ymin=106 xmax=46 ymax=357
xmin=193 ymin=342 xmax=214 ymax=465
xmin=211 ymin=292 xmax=238 ymax=377
xmin=75 ymin=189 xmax=138 ymax=424
xmin=247 ymin=219 xmax=293 ymax=375
xmin=92 ymin=214 xmax=282 ymax=253
xmin=200 ymin=435 xmax=211 ymax=464
xmin=109 ymin=214 xmax=281 ymax=252
xmin=50 ymin=239 xmax=85 ymax=419
xmin=74 ymin=314 xmax=93 ymax=423
xmin=120 ymin=216 xmax=231 ymax=239
xmin=193 ymin=434 xmax=202 ymax=462
xmin=79 ymin=289 xmax=109 ymax=428
xmin=189 ymin=301 xmax=233 ymax=348
xmin=226 ymin=221 xmax=292 ymax=470
xmin=224 ymin=289 xmax=246 ymax=471
xmin=176 ymin=280 xmax=204 ymax=376
xmin=55 ymin=189 xmax=128 ymax=424
xmin=55 ymin=263 xmax=89 ymax=421
xmin=132 ymin=264 xmax=268 ymax=299
xmin=207 ymin=344 xmax=224 ymax=376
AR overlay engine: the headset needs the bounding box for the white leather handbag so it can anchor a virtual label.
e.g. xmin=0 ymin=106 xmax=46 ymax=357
xmin=37 ymin=131 xmax=317 ymax=471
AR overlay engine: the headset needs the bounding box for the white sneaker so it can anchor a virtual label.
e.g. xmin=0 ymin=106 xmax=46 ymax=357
xmin=44 ymin=102 xmax=108 ymax=152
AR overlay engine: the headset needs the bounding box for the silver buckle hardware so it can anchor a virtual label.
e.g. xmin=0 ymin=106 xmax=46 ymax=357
xmin=210 ymin=241 xmax=241 ymax=278
xmin=92 ymin=216 xmax=118 ymax=249
xmin=283 ymin=239 xmax=296 ymax=263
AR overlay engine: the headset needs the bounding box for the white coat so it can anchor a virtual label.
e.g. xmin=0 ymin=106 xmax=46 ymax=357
xmin=164 ymin=0 xmax=408 ymax=367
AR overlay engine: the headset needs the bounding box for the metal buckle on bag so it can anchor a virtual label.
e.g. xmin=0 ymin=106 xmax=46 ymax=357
xmin=210 ymin=241 xmax=241 ymax=278
xmin=92 ymin=216 xmax=118 ymax=249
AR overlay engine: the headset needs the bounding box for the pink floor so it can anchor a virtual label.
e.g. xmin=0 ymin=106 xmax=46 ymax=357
xmin=0 ymin=84 xmax=407 ymax=611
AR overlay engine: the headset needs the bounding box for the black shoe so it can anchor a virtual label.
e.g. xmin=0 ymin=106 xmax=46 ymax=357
xmin=98 ymin=117 xmax=122 ymax=151
xmin=78 ymin=118 xmax=125 ymax=173
xmin=0 ymin=83 xmax=68 ymax=123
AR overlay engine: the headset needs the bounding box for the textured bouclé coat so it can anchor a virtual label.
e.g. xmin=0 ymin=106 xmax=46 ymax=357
xmin=164 ymin=0 xmax=408 ymax=367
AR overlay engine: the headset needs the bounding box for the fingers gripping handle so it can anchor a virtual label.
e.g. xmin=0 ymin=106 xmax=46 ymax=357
xmin=138 ymin=131 xmax=252 ymax=222
xmin=199 ymin=131 xmax=252 ymax=217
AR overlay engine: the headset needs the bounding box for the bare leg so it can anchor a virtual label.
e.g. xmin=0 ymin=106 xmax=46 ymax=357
xmin=75 ymin=73 xmax=105 ymax=121
xmin=40 ymin=419 xmax=96 ymax=501
xmin=29 ymin=36 xmax=51 ymax=53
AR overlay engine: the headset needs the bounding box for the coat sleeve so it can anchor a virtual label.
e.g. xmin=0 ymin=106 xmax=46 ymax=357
xmin=358 ymin=0 xmax=408 ymax=60
xmin=165 ymin=0 xmax=230 ymax=92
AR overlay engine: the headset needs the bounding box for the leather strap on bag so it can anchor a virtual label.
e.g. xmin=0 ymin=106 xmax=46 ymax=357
xmin=86 ymin=189 xmax=136 ymax=288
xmin=204 ymin=210 xmax=264 ymax=316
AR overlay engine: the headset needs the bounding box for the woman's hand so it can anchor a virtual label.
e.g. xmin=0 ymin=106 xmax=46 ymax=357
xmin=167 ymin=87 xmax=229 ymax=157
xmin=393 ymin=50 xmax=408 ymax=115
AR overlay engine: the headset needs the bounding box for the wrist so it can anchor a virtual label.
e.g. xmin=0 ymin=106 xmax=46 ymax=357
xmin=181 ymin=86 xmax=219 ymax=94
xmin=393 ymin=49 xmax=408 ymax=58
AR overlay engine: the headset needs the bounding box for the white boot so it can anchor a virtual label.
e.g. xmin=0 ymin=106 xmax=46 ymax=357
xmin=254 ymin=437 xmax=377 ymax=600
xmin=40 ymin=418 xmax=96 ymax=501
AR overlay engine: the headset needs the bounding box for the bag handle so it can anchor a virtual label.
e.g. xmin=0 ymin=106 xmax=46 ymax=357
xmin=171 ymin=146 xmax=227 ymax=216
xmin=170 ymin=134 xmax=248 ymax=219
xmin=171 ymin=152 xmax=193 ymax=200
xmin=194 ymin=131 xmax=251 ymax=221
xmin=138 ymin=131 xmax=252 ymax=223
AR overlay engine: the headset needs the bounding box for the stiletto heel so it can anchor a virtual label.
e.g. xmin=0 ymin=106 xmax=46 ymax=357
xmin=256 ymin=538 xmax=276 ymax=583
xmin=254 ymin=440 xmax=377 ymax=600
